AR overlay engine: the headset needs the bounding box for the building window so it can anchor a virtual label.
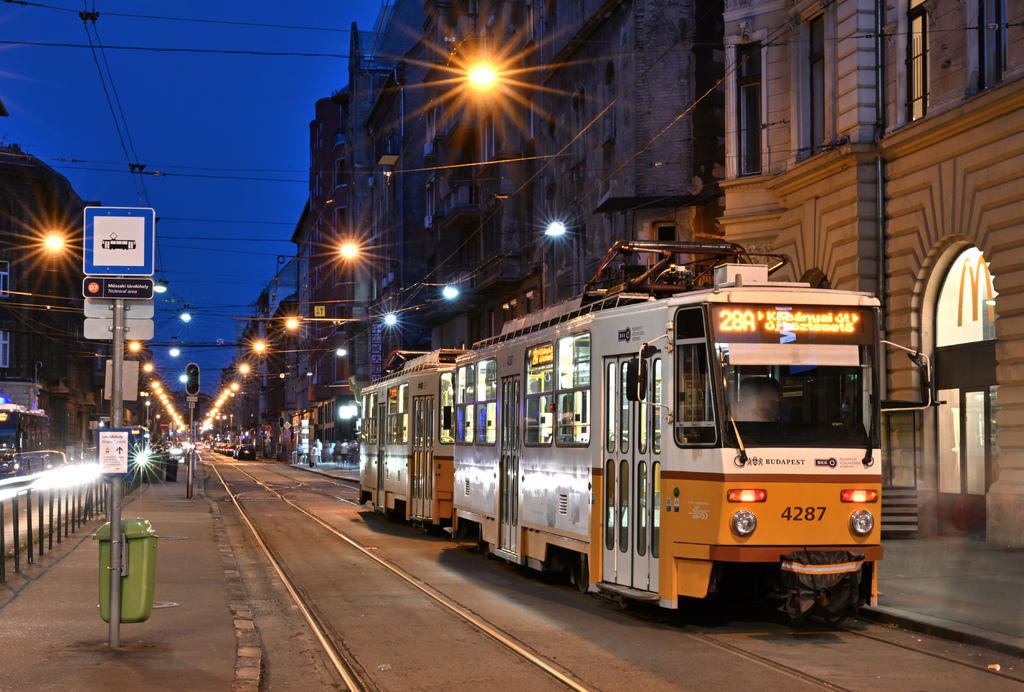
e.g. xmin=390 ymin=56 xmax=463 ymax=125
xmin=603 ymin=62 xmax=616 ymax=146
xmin=977 ymin=0 xmax=1006 ymax=90
xmin=0 ymin=260 xmax=8 ymax=297
xmin=907 ymin=0 xmax=929 ymax=121
xmin=0 ymin=330 xmax=9 ymax=369
xmin=572 ymin=88 xmax=586 ymax=156
xmin=736 ymin=42 xmax=762 ymax=175
xmin=809 ymin=16 xmax=825 ymax=154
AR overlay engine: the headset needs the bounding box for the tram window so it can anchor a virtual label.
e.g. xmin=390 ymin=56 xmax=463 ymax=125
xmin=439 ymin=373 xmax=455 ymax=444
xmin=719 ymin=343 xmax=874 ymax=447
xmin=366 ymin=393 xmax=378 ymax=444
xmin=605 ymin=460 xmax=615 ymax=550
xmin=556 ymin=334 xmax=590 ymax=446
xmin=676 ymin=342 xmax=717 ymax=445
xmin=525 ymin=343 xmax=554 ymax=445
xmin=477 ymin=359 xmax=497 ymax=445
xmin=638 ymin=397 xmax=648 ymax=454
xmin=618 ymin=459 xmax=629 ymax=552
xmin=361 ymin=394 xmax=369 ymax=443
xmin=606 ymin=362 xmax=616 ymax=453
xmin=556 ymin=390 xmax=590 ymax=445
xmin=637 ymin=461 xmax=647 ymax=557
xmin=653 ymin=359 xmax=663 ymax=454
xmin=387 ymin=384 xmax=409 ymax=444
xmin=456 ymin=364 xmax=476 ymax=444
xmin=652 ymin=462 xmax=661 ymax=558
xmin=676 ymin=307 xmax=706 ymax=339
xmin=620 ymin=362 xmax=630 ymax=453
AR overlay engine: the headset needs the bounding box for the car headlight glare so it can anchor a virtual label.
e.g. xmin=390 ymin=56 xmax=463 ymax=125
xmin=850 ymin=509 xmax=874 ymax=536
xmin=731 ymin=509 xmax=757 ymax=536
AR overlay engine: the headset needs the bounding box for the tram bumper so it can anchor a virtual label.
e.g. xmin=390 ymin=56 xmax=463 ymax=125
xmin=780 ymin=550 xmax=865 ymax=623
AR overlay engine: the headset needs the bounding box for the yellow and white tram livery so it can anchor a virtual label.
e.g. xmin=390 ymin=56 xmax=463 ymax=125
xmin=359 ymin=349 xmax=467 ymax=526
xmin=450 ymin=245 xmax=883 ymax=621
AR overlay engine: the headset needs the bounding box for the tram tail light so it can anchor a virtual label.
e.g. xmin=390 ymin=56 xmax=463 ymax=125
xmin=727 ymin=489 xmax=767 ymax=503
xmin=840 ymin=489 xmax=878 ymax=503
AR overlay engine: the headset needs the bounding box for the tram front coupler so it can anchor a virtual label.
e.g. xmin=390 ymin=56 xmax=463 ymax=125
xmin=780 ymin=550 xmax=866 ymax=624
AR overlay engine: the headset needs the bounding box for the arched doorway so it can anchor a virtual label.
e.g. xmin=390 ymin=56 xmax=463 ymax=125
xmin=933 ymin=247 xmax=998 ymax=535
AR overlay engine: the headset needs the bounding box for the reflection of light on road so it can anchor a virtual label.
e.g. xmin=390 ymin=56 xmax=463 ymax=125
xmin=0 ymin=463 xmax=102 ymax=501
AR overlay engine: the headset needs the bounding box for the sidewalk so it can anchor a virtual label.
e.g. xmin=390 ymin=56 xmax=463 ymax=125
xmin=0 ymin=470 xmax=256 ymax=692
xmin=863 ymin=535 xmax=1024 ymax=657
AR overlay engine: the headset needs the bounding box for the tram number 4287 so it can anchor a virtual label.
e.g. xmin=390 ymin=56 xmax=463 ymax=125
xmin=781 ymin=506 xmax=827 ymax=521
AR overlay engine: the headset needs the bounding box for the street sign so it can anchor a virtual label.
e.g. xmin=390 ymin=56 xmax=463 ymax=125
xmin=85 ymin=317 xmax=155 ymax=340
xmin=98 ymin=429 xmax=131 ymax=474
xmin=160 ymin=421 xmax=170 ymax=431
xmin=83 ymin=277 xmax=154 ymax=300
xmin=104 ymin=360 xmax=140 ymax=401
xmin=85 ymin=297 xmax=155 ymax=318
xmin=83 ymin=207 xmax=155 ymax=276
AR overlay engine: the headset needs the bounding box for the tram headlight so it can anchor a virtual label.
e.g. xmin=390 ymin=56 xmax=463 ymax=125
xmin=730 ymin=509 xmax=757 ymax=537
xmin=850 ymin=509 xmax=875 ymax=536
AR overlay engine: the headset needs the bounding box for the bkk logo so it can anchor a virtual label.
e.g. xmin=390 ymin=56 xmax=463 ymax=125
xmin=815 ymin=458 xmax=838 ymax=468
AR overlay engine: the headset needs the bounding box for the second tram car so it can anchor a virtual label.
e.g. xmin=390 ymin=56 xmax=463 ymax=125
xmin=359 ymin=349 xmax=468 ymax=526
xmin=361 ymin=242 xmax=885 ymax=621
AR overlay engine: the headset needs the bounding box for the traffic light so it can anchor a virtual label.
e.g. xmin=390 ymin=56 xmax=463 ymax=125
xmin=185 ymin=363 xmax=200 ymax=396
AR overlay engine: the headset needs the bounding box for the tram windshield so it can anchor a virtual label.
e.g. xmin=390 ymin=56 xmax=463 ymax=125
xmin=712 ymin=304 xmax=875 ymax=448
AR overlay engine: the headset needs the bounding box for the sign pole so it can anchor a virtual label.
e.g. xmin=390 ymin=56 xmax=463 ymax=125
xmin=187 ymin=406 xmax=194 ymax=499
xmin=109 ymin=298 xmax=125 ymax=649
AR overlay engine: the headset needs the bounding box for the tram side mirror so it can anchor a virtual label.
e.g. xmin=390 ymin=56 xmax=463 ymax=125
xmin=906 ymin=351 xmax=936 ymax=406
xmin=442 ymin=406 xmax=453 ymax=430
xmin=640 ymin=343 xmax=661 ymax=359
xmin=625 ymin=357 xmax=647 ymax=402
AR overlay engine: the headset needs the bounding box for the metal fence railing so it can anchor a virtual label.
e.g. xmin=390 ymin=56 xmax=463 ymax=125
xmin=0 ymin=458 xmax=141 ymax=584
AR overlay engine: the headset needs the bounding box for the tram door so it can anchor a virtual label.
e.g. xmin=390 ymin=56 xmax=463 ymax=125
xmin=411 ymin=395 xmax=434 ymax=519
xmin=602 ymin=356 xmax=660 ymax=594
xmin=376 ymin=400 xmax=387 ymax=508
xmin=499 ymin=376 xmax=521 ymax=555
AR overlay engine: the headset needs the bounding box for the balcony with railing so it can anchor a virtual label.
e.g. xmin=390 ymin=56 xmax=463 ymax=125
xmin=439 ymin=183 xmax=479 ymax=231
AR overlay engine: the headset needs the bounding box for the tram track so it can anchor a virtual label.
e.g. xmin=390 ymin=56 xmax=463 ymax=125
xmin=210 ymin=459 xmax=591 ymax=692
xmin=207 ymin=457 xmax=1024 ymax=692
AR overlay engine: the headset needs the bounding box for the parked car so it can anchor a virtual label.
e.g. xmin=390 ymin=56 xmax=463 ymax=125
xmin=234 ymin=444 xmax=256 ymax=460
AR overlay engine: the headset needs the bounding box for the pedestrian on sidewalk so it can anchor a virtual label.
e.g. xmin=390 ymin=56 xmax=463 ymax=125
xmin=310 ymin=438 xmax=321 ymax=467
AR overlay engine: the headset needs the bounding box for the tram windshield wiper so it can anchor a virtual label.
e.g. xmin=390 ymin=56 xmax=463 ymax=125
xmin=719 ymin=352 xmax=747 ymax=465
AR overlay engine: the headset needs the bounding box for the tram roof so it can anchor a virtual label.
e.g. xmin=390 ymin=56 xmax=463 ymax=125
xmin=369 ymin=348 xmax=469 ymax=386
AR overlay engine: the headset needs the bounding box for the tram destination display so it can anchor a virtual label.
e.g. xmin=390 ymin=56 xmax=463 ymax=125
xmin=711 ymin=304 xmax=874 ymax=345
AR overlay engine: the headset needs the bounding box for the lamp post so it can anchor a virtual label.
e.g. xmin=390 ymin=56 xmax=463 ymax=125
xmin=544 ymin=221 xmax=567 ymax=306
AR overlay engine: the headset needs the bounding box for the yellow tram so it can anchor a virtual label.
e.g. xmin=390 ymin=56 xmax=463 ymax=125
xmin=362 ymin=242 xmax=892 ymax=621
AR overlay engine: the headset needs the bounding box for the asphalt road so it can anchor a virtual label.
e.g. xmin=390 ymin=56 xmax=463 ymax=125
xmin=209 ymin=458 xmax=1024 ymax=691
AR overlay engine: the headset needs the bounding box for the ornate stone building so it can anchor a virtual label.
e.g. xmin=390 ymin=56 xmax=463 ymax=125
xmin=719 ymin=0 xmax=1024 ymax=543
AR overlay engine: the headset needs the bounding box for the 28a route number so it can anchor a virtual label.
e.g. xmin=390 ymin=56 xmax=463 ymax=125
xmin=781 ymin=506 xmax=826 ymax=521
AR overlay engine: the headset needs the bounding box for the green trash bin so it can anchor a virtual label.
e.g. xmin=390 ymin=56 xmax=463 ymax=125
xmin=94 ymin=518 xmax=159 ymax=623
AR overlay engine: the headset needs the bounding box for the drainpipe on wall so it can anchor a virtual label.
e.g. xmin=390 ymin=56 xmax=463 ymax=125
xmin=875 ymin=0 xmax=890 ymax=477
